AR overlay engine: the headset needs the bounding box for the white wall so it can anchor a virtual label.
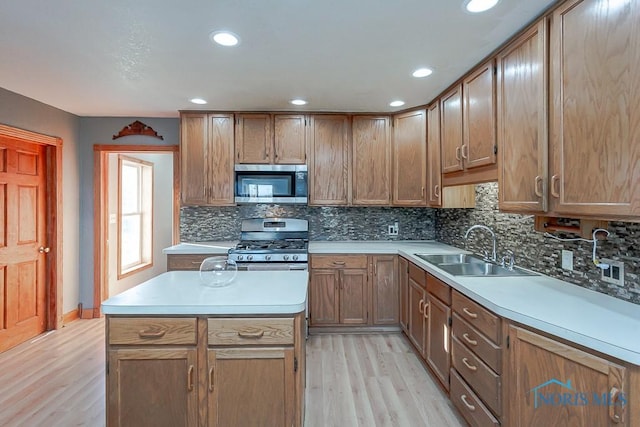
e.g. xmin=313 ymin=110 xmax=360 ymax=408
xmin=107 ymin=152 xmax=173 ymax=296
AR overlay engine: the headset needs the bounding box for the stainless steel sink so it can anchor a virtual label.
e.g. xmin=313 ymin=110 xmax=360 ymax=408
xmin=436 ymin=262 xmax=538 ymax=277
xmin=414 ymin=253 xmax=485 ymax=265
xmin=414 ymin=253 xmax=538 ymax=277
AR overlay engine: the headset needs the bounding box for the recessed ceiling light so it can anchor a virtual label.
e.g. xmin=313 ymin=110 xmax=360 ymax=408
xmin=464 ymin=0 xmax=500 ymax=13
xmin=412 ymin=68 xmax=433 ymax=78
xmin=389 ymin=100 xmax=405 ymax=107
xmin=210 ymin=31 xmax=240 ymax=47
xmin=290 ymin=99 xmax=307 ymax=106
xmin=190 ymin=98 xmax=207 ymax=105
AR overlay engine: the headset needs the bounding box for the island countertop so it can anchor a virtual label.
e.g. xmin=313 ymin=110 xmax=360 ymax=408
xmin=101 ymin=270 xmax=308 ymax=315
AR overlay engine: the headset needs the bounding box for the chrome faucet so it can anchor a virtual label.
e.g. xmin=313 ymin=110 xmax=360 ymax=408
xmin=501 ymin=248 xmax=515 ymax=270
xmin=464 ymin=225 xmax=497 ymax=262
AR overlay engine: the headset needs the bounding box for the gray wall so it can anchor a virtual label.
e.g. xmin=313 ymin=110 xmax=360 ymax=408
xmin=0 ymin=88 xmax=82 ymax=313
xmin=435 ymin=182 xmax=640 ymax=304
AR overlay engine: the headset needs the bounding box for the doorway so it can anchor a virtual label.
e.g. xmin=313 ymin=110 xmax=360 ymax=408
xmin=0 ymin=125 xmax=62 ymax=353
xmin=93 ymin=145 xmax=179 ymax=315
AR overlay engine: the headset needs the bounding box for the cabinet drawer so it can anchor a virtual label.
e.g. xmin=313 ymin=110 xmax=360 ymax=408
xmin=311 ymin=255 xmax=368 ymax=269
xmin=409 ymin=262 xmax=426 ymax=287
xmin=452 ymin=335 xmax=501 ymax=416
xmin=108 ymin=317 xmax=197 ymax=345
xmin=452 ymin=291 xmax=501 ymax=344
xmin=167 ymin=254 xmax=210 ymax=271
xmin=427 ymin=274 xmax=451 ymax=304
xmin=208 ymin=318 xmax=294 ymax=346
xmin=453 ymin=312 xmax=501 ymax=373
xmin=450 ymin=368 xmax=499 ymax=427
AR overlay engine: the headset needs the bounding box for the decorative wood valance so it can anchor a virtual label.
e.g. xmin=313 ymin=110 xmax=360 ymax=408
xmin=112 ymin=120 xmax=164 ymax=140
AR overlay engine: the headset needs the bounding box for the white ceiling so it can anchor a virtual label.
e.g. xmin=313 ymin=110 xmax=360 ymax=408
xmin=0 ymin=0 xmax=557 ymax=118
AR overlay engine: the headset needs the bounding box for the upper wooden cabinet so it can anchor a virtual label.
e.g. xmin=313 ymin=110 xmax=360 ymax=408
xmin=352 ymin=116 xmax=391 ymax=205
xmin=308 ymin=115 xmax=350 ymax=206
xmin=463 ymin=60 xmax=497 ymax=170
xmin=236 ymin=114 xmax=306 ymax=164
xmin=392 ymin=109 xmax=427 ymax=206
xmin=426 ymin=102 xmax=443 ymax=207
xmin=549 ymin=0 xmax=640 ymax=218
xmin=497 ymin=19 xmax=548 ymax=214
xmin=180 ymin=113 xmax=235 ymax=206
xmin=441 ymin=85 xmax=464 ymax=175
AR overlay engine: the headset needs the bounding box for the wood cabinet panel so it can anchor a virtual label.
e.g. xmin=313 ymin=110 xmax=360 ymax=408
xmin=207 ymin=114 xmax=235 ymax=205
xmin=507 ymin=325 xmax=627 ymax=426
xmin=399 ymin=257 xmax=409 ymax=333
xmin=310 ymin=255 xmax=367 ymax=269
xmin=207 ymin=318 xmax=294 ymax=346
xmin=274 ymin=114 xmax=306 ymax=164
xmin=207 ymin=347 xmax=295 ymax=427
xmin=426 ymin=294 xmax=451 ymax=390
xmin=340 ymin=269 xmax=368 ymax=324
xmin=450 ymin=368 xmax=500 ymax=427
xmin=180 ymin=114 xmax=209 ymax=205
xmin=371 ymin=255 xmax=398 ymax=325
xmin=408 ymin=277 xmax=427 ymax=355
xmin=452 ymin=312 xmax=501 ymax=374
xmin=427 ymin=273 xmax=451 ymax=305
xmin=108 ymin=317 xmax=197 ymax=346
xmin=352 ymin=116 xmax=391 ymax=205
xmin=308 ymin=115 xmax=350 ymax=205
xmin=108 ymin=348 xmax=198 ymax=427
xmin=550 ymin=0 xmax=640 ymax=217
xmin=235 ymin=114 xmax=272 ymax=164
xmin=463 ymin=60 xmax=497 ymax=170
xmin=166 ymin=254 xmax=210 ymax=271
xmin=408 ymin=262 xmax=426 ymax=288
xmin=441 ymin=85 xmax=464 ymax=174
xmin=309 ymin=269 xmax=339 ymax=325
xmin=392 ymin=109 xmax=427 ymax=206
xmin=452 ymin=291 xmax=501 ymax=344
xmin=497 ymin=20 xmax=548 ymax=213
xmin=426 ymin=102 xmax=443 ymax=206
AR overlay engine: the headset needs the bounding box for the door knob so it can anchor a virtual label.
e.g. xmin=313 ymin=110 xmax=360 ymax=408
xmin=39 ymin=246 xmax=50 ymax=253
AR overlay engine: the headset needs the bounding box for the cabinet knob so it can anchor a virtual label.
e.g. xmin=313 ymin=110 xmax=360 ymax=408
xmin=38 ymin=246 xmax=50 ymax=254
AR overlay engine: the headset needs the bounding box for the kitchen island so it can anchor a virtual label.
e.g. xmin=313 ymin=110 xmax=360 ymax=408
xmin=102 ymin=270 xmax=308 ymax=427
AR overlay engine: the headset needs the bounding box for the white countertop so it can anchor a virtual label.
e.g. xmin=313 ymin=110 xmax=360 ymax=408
xmin=101 ymin=270 xmax=308 ymax=315
xmin=161 ymin=239 xmax=640 ymax=364
xmin=163 ymin=241 xmax=237 ymax=255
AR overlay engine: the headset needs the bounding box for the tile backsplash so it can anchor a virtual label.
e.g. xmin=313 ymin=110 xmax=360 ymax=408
xmin=180 ymin=183 xmax=640 ymax=304
xmin=180 ymin=205 xmax=435 ymax=241
xmin=435 ymin=182 xmax=640 ymax=305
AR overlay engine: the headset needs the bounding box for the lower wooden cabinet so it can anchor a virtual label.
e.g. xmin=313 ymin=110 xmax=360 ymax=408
xmin=167 ymin=254 xmax=211 ymax=271
xmin=407 ymin=264 xmax=428 ymax=354
xmin=426 ymin=276 xmax=452 ymax=391
xmin=371 ymin=255 xmax=398 ymax=325
xmin=399 ymin=257 xmax=409 ymax=333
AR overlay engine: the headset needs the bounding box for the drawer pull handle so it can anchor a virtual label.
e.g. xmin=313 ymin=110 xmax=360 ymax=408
xmin=461 ymin=394 xmax=476 ymax=411
xmin=138 ymin=329 xmax=166 ymax=339
xmin=208 ymin=367 xmax=215 ymax=392
xmin=191 ymin=261 xmax=202 ymax=265
xmin=419 ymin=299 xmax=424 ymax=314
xmin=187 ymin=365 xmax=194 ymax=391
xmin=551 ymin=174 xmax=560 ymax=198
xmin=238 ymin=330 xmax=265 ymax=339
xmin=423 ymin=303 xmax=429 ymax=319
xmin=609 ymin=387 xmax=622 ymax=423
xmin=461 ymin=144 xmax=469 ymax=160
xmin=462 ymin=357 xmax=478 ymax=371
xmin=462 ymin=333 xmax=478 ymax=346
xmin=534 ymin=175 xmax=543 ymax=198
xmin=455 ymin=146 xmax=461 ymax=161
xmin=332 ymin=261 xmax=346 ymax=265
xmin=462 ymin=307 xmax=478 ymax=319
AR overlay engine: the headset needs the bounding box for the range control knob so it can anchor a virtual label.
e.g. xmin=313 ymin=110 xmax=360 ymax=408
xmin=265 ymin=255 xmax=271 ymax=261
xmin=247 ymin=255 xmax=253 ymax=261
xmin=283 ymin=255 xmax=290 ymax=261
xmin=237 ymin=255 xmax=243 ymax=261
xmin=292 ymin=255 xmax=299 ymax=261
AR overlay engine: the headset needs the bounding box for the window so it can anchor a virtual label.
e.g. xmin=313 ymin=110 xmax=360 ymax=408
xmin=118 ymin=155 xmax=153 ymax=278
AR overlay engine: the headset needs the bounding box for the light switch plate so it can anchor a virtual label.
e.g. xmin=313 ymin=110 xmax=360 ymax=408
xmin=561 ymin=250 xmax=573 ymax=270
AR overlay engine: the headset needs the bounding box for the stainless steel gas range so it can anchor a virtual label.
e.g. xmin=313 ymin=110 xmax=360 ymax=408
xmin=227 ymin=218 xmax=309 ymax=271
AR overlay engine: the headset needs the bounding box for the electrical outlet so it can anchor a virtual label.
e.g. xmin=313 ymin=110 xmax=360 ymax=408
xmin=600 ymin=258 xmax=624 ymax=286
xmin=561 ymin=250 xmax=573 ymax=270
xmin=387 ymin=222 xmax=399 ymax=236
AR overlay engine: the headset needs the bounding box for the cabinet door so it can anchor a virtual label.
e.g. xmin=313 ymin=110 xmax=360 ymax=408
xmin=426 ymin=295 xmax=451 ymax=391
xmin=107 ymin=348 xmax=198 ymax=427
xmin=507 ymin=325 xmax=627 ymax=426
xmin=340 ymin=269 xmax=368 ymax=324
xmin=309 ymin=269 xmax=339 ymax=325
xmin=426 ymin=102 xmax=443 ymax=207
xmin=371 ymin=255 xmax=398 ymax=325
xmin=392 ymin=109 xmax=427 ymax=206
xmin=441 ymin=85 xmax=464 ymax=174
xmin=308 ymin=115 xmax=350 ymax=205
xmin=235 ymin=114 xmax=272 ymax=164
xmin=208 ymin=347 xmax=295 ymax=427
xmin=550 ymin=0 xmax=640 ymax=217
xmin=207 ymin=114 xmax=236 ymax=205
xmin=352 ymin=116 xmax=391 ymax=205
xmin=497 ymin=19 xmax=548 ymax=213
xmin=463 ymin=60 xmax=497 ymax=170
xmin=274 ymin=114 xmax=306 ymax=164
xmin=408 ymin=278 xmax=427 ymax=355
xmin=180 ymin=113 xmax=209 ymax=205
xmin=399 ymin=257 xmax=409 ymax=333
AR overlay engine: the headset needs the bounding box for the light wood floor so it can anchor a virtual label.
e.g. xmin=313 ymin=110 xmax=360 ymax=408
xmin=0 ymin=319 xmax=464 ymax=427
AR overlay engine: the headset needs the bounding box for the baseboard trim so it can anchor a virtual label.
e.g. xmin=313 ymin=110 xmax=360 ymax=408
xmin=81 ymin=309 xmax=95 ymax=319
xmin=62 ymin=309 xmax=80 ymax=325
xmin=309 ymin=325 xmax=401 ymax=334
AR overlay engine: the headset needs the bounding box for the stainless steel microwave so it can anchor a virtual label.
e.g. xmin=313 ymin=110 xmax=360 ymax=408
xmin=234 ymin=164 xmax=308 ymax=204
